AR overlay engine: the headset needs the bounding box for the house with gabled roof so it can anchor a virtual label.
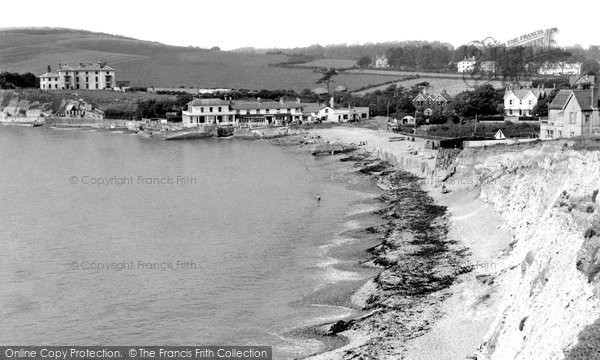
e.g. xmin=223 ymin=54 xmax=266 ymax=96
xmin=569 ymin=74 xmax=596 ymax=87
xmin=504 ymin=84 xmax=545 ymax=120
xmin=540 ymin=88 xmax=600 ymax=139
xmin=412 ymin=90 xmax=453 ymax=117
xmin=375 ymin=56 xmax=389 ymax=68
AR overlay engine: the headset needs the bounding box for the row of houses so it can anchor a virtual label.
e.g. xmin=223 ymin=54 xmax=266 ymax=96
xmin=181 ymin=97 xmax=369 ymax=127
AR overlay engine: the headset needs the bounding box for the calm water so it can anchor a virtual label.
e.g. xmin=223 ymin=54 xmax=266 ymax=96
xmin=0 ymin=127 xmax=378 ymax=358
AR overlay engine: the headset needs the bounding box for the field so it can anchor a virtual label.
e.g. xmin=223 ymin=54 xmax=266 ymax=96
xmin=0 ymin=28 xmax=411 ymax=93
xmin=291 ymin=58 xmax=357 ymax=69
xmin=353 ymin=75 xmax=505 ymax=96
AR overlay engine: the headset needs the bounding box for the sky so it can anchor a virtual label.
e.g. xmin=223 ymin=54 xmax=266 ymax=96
xmin=2 ymin=0 xmax=599 ymax=50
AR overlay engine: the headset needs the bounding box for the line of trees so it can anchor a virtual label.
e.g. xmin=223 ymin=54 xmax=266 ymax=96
xmin=0 ymin=72 xmax=38 ymax=89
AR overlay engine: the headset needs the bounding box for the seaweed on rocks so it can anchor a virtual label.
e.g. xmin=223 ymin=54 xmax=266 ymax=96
xmin=329 ymin=156 xmax=473 ymax=359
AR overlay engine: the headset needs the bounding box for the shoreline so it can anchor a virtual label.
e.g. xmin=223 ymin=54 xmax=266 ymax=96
xmin=268 ymin=132 xmax=475 ymax=359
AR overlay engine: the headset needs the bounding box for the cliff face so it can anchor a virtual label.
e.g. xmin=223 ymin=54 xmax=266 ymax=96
xmin=447 ymin=140 xmax=600 ymax=359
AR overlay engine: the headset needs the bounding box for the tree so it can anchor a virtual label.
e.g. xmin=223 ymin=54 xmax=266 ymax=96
xmin=582 ymin=59 xmax=600 ymax=76
xmin=357 ymin=55 xmax=372 ymax=68
xmin=316 ymin=68 xmax=338 ymax=94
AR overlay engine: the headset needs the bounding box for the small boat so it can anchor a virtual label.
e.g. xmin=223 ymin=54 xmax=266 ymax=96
xmin=389 ymin=136 xmax=405 ymax=142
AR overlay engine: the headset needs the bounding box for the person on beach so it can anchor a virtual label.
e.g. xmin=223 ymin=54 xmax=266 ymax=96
xmin=317 ymin=193 xmax=321 ymax=201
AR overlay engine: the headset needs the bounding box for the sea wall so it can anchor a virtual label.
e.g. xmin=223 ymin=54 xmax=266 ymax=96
xmin=45 ymin=117 xmax=131 ymax=128
xmin=443 ymin=140 xmax=600 ymax=359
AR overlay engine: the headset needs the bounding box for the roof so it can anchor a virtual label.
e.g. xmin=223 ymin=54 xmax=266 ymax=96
xmin=313 ymin=87 xmax=329 ymax=95
xmin=548 ymin=90 xmax=572 ymax=110
xmin=39 ymin=72 xmax=58 ymax=78
xmin=334 ymin=85 xmax=348 ymax=92
xmin=413 ymin=91 xmax=452 ymax=102
xmin=300 ymin=103 xmax=321 ymax=113
xmin=572 ymin=89 xmax=599 ymax=111
xmin=547 ymin=89 xmax=598 ymax=111
xmin=232 ymin=101 xmax=302 ymax=110
xmin=57 ymin=62 xmax=114 ymax=72
xmin=570 ymin=75 xmax=596 ymax=85
xmin=187 ymin=98 xmax=230 ymax=106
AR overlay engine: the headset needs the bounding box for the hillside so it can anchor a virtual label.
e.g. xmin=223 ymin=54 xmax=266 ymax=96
xmin=0 ymin=28 xmax=329 ymax=91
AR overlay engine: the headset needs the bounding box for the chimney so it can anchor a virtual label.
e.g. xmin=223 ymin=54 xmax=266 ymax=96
xmin=47 ymin=65 xmax=51 ymax=73
xmin=296 ymin=97 xmax=301 ymax=104
xmin=257 ymin=97 xmax=261 ymax=103
xmin=330 ymin=96 xmax=334 ymax=108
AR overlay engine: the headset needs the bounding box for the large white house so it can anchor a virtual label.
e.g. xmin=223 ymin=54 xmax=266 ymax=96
xmin=182 ymin=99 xmax=237 ymax=127
xmin=39 ymin=62 xmax=116 ymax=90
xmin=538 ymin=62 xmax=582 ymax=76
xmin=457 ymin=57 xmax=477 ymax=73
xmin=504 ymin=85 xmax=545 ymax=119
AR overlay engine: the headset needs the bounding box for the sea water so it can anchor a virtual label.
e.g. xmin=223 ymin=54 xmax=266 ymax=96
xmin=0 ymin=127 xmax=380 ymax=359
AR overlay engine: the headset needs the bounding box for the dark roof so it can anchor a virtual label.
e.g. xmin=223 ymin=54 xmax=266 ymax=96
xmin=232 ymin=101 xmax=301 ymax=110
xmin=58 ymin=62 xmax=114 ymax=71
xmin=548 ymin=90 xmax=572 ymax=110
xmin=188 ymin=98 xmax=230 ymax=106
xmin=39 ymin=72 xmax=58 ymax=78
xmin=572 ymin=90 xmax=599 ymax=111
xmin=300 ymin=103 xmax=321 ymax=113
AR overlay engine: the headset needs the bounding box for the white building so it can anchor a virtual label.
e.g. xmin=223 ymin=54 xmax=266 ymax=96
xmin=538 ymin=62 xmax=582 ymax=76
xmin=232 ymin=99 xmax=303 ymax=126
xmin=39 ymin=62 xmax=116 ymax=90
xmin=504 ymin=85 xmax=545 ymax=119
xmin=375 ymin=56 xmax=389 ymax=68
xmin=317 ymin=105 xmax=369 ymax=122
xmin=182 ymin=98 xmax=236 ymax=127
xmin=457 ymin=57 xmax=477 ymax=73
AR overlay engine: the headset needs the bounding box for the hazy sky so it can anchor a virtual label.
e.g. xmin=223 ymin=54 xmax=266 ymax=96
xmin=3 ymin=0 xmax=598 ymax=50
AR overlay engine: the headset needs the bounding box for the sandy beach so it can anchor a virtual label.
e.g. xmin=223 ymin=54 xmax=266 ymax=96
xmin=292 ymin=126 xmax=513 ymax=359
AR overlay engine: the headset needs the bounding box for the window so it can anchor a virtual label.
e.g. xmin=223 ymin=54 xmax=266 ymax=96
xmin=218 ymin=107 xmax=222 ymax=112
xmin=519 ymin=100 xmax=522 ymax=105
xmin=570 ymin=112 xmax=576 ymax=124
xmin=95 ymin=71 xmax=98 ymax=75
xmin=201 ymin=107 xmax=204 ymax=113
xmin=266 ymin=109 xmax=270 ymax=114
xmin=95 ymin=84 xmax=98 ymax=89
xmin=509 ymin=100 xmax=513 ymax=105
xmin=86 ymin=77 xmax=89 ymax=82
xmin=95 ymin=77 xmax=98 ymax=82
xmin=209 ymin=107 xmax=213 ymax=112
xmin=529 ymin=100 xmax=532 ymax=105
xmin=585 ymin=113 xmax=591 ymax=123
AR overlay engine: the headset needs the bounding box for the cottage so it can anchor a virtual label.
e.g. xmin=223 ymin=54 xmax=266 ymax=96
xmin=412 ymin=90 xmax=452 ymax=117
xmin=375 ymin=56 xmax=389 ymax=68
xmin=503 ymin=85 xmax=545 ymax=119
xmin=540 ymin=88 xmax=600 ymax=139
xmin=569 ymin=75 xmax=596 ymax=87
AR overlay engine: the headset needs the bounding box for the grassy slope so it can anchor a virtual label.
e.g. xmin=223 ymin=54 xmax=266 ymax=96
xmin=0 ymin=28 xmax=400 ymax=91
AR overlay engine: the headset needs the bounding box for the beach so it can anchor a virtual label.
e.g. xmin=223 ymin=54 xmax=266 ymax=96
xmin=274 ymin=126 xmax=513 ymax=360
